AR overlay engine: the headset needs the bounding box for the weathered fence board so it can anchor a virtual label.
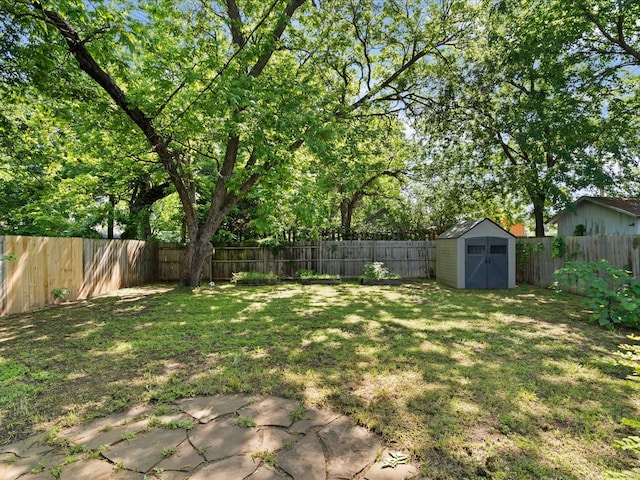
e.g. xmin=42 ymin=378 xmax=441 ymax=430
xmin=80 ymin=239 xmax=158 ymax=298
xmin=158 ymin=241 xmax=436 ymax=281
xmin=158 ymin=243 xmax=212 ymax=283
xmin=0 ymin=236 xmax=83 ymax=316
xmin=1 ymin=236 xmax=6 ymax=316
xmin=0 ymin=236 xmax=157 ymax=317
xmin=516 ymin=235 xmax=640 ymax=288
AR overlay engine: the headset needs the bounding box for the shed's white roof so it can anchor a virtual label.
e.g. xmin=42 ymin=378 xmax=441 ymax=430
xmin=437 ymin=218 xmax=515 ymax=239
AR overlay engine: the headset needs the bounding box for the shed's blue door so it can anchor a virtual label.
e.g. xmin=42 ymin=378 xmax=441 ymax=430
xmin=465 ymin=237 xmax=509 ymax=289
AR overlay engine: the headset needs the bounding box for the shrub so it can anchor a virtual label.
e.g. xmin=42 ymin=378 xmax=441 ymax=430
xmin=296 ymin=269 xmax=315 ymax=279
xmin=573 ymin=224 xmax=586 ymax=236
xmin=551 ymin=236 xmax=566 ymax=258
xmin=51 ymin=287 xmax=70 ymax=300
xmin=361 ymin=262 xmax=400 ymax=280
xmin=610 ymin=336 xmax=640 ymax=479
xmin=296 ymin=269 xmax=339 ymax=280
xmin=231 ymin=271 xmax=278 ymax=284
xmin=552 ymin=260 xmax=640 ymax=330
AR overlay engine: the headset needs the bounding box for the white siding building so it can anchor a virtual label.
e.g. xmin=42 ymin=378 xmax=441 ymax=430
xmin=549 ymin=197 xmax=640 ymax=237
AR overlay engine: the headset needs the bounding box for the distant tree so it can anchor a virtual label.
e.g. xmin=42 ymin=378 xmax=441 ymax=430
xmin=306 ymin=117 xmax=412 ymax=236
xmin=414 ymin=0 xmax=638 ymax=236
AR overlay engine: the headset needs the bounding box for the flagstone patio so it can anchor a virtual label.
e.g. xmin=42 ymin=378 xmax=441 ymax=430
xmin=0 ymin=395 xmax=419 ymax=480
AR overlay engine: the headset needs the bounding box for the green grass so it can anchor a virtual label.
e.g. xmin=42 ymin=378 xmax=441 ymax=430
xmin=0 ymin=281 xmax=639 ymax=479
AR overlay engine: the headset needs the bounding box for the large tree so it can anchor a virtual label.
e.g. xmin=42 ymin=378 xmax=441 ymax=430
xmin=2 ymin=0 xmax=470 ymax=285
xmin=415 ymin=0 xmax=638 ymax=237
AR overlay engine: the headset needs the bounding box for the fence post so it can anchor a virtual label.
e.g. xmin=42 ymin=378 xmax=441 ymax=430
xmin=425 ymin=239 xmax=431 ymax=279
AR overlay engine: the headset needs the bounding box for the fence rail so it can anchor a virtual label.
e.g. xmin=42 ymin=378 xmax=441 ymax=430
xmin=1 ymin=236 xmax=157 ymax=316
xmin=516 ymin=235 xmax=640 ymax=288
xmin=159 ymin=240 xmax=436 ymax=281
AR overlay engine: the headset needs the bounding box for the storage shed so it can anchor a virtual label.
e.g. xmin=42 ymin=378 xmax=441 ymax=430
xmin=436 ymin=218 xmax=516 ymax=289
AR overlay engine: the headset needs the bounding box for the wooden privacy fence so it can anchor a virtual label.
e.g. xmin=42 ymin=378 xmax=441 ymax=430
xmin=159 ymin=240 xmax=436 ymax=281
xmin=158 ymin=243 xmax=212 ymax=282
xmin=1 ymin=236 xmax=157 ymax=316
xmin=516 ymin=235 xmax=640 ymax=288
xmin=5 ymin=234 xmax=640 ymax=315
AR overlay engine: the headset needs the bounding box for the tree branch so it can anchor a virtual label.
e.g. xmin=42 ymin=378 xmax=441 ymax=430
xmin=225 ymin=0 xmax=246 ymax=46
xmin=249 ymin=0 xmax=306 ymax=77
xmin=31 ymin=2 xmax=198 ymax=237
xmin=577 ymin=3 xmax=640 ymax=64
xmin=167 ymin=0 xmax=282 ymax=126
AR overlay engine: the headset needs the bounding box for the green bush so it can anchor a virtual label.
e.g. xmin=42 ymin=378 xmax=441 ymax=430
xmin=361 ymin=262 xmax=400 ymax=280
xmin=231 ymin=271 xmax=278 ymax=284
xmin=296 ymin=269 xmax=339 ymax=280
xmin=610 ymin=336 xmax=640 ymax=479
xmin=551 ymin=236 xmax=566 ymax=258
xmin=552 ymin=260 xmax=640 ymax=330
xmin=296 ymin=269 xmax=314 ymax=278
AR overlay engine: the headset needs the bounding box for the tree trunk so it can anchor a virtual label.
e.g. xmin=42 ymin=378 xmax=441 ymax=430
xmin=107 ymin=194 xmax=115 ymax=239
xmin=340 ymin=200 xmax=354 ymax=239
xmin=181 ymin=236 xmax=214 ymax=286
xmin=533 ymin=198 xmax=546 ymax=238
xmin=121 ymin=181 xmax=169 ymax=240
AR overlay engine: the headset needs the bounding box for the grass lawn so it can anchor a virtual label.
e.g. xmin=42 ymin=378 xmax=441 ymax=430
xmin=1 ymin=280 xmax=639 ymax=479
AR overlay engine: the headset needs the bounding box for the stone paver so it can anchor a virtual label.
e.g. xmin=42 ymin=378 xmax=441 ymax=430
xmin=0 ymin=434 xmax=53 ymax=458
xmin=239 ymin=397 xmax=301 ymax=427
xmin=101 ymin=428 xmax=187 ymax=473
xmin=365 ymin=462 xmax=420 ymax=480
xmin=319 ymin=416 xmax=381 ymax=478
xmin=73 ymin=419 xmax=150 ymax=451
xmin=190 ymin=418 xmax=261 ymax=462
xmin=261 ymin=428 xmax=295 ymax=452
xmin=177 ymin=395 xmax=255 ymax=423
xmin=10 ymin=472 xmax=51 ymax=480
xmin=0 ymin=435 xmax=64 ymax=480
xmin=155 ymin=439 xmax=204 ymax=472
xmin=289 ymin=408 xmax=342 ymax=434
xmin=189 ymin=455 xmax=259 ymax=480
xmin=58 ymin=405 xmax=153 ymax=445
xmin=154 ymin=472 xmax=189 ymax=480
xmin=0 ymin=460 xmax=34 ymax=480
xmin=59 ymin=458 xmax=143 ymax=479
xmin=0 ymin=395 xmax=419 ymax=480
xmin=247 ymin=464 xmax=289 ymax=479
xmin=277 ymin=432 xmax=326 ymax=480
xmin=16 ymin=451 xmax=66 ymax=479
xmin=364 ymin=450 xmax=420 ymax=480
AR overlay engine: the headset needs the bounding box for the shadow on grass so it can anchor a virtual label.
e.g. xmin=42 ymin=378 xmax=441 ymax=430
xmin=0 ymin=281 xmax=638 ymax=479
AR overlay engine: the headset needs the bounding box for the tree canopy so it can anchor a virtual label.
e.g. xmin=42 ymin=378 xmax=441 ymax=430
xmin=1 ymin=0 xmax=473 ymax=284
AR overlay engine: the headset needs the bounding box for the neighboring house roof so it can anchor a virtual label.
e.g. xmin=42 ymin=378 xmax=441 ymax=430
xmin=438 ymin=218 xmax=515 ymax=239
xmin=363 ymin=208 xmax=389 ymax=224
xmin=548 ymin=196 xmax=640 ymax=224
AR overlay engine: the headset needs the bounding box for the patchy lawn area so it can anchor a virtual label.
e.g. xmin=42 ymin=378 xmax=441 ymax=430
xmin=1 ymin=281 xmax=638 ymax=479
